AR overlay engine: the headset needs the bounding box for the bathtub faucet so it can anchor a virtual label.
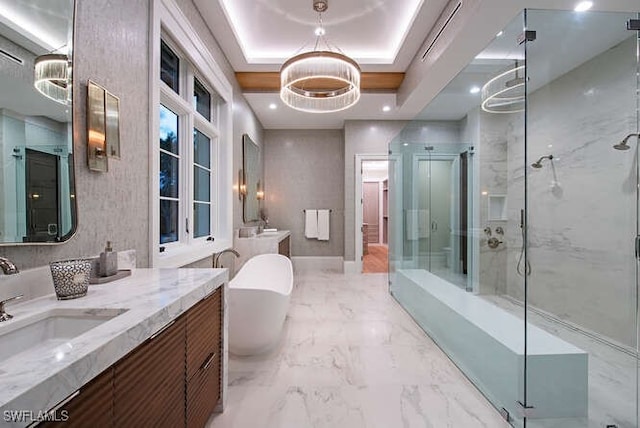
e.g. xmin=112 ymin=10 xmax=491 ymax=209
xmin=0 ymin=257 xmax=19 ymax=275
xmin=213 ymin=249 xmax=240 ymax=268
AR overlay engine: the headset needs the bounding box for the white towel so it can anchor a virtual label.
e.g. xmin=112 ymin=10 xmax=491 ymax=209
xmin=305 ymin=209 xmax=318 ymax=239
xmin=317 ymin=209 xmax=330 ymax=241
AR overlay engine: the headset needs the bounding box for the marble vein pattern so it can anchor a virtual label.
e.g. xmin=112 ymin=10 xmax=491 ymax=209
xmin=0 ymin=268 xmax=228 ymax=427
xmin=208 ymin=272 xmax=510 ymax=428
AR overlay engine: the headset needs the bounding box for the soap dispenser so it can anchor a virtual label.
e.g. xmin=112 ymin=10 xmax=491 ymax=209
xmin=99 ymin=241 xmax=118 ymax=277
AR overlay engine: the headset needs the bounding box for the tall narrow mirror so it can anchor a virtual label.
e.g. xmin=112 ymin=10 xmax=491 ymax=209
xmin=0 ymin=0 xmax=76 ymax=243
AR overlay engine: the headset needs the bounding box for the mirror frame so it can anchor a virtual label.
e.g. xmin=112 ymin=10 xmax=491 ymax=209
xmin=242 ymin=134 xmax=260 ymax=223
xmin=0 ymin=0 xmax=79 ymax=246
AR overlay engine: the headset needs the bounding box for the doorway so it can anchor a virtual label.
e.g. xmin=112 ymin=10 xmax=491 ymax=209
xmin=25 ymin=149 xmax=59 ymax=242
xmin=361 ymin=161 xmax=388 ymax=273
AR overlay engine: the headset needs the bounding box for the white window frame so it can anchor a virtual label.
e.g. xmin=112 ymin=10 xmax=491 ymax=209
xmin=150 ymin=0 xmax=233 ymax=267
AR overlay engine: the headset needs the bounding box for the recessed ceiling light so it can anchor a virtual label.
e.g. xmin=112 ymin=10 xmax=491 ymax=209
xmin=574 ymin=1 xmax=593 ymax=11
xmin=496 ymin=31 xmax=504 ymax=37
xmin=382 ymin=105 xmax=391 ymax=112
xmin=469 ymin=86 xmax=480 ymax=94
xmin=269 ymin=103 xmax=277 ymax=110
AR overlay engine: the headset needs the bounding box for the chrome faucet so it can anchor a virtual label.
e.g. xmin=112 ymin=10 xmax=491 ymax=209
xmin=213 ymin=249 xmax=240 ymax=268
xmin=0 ymin=295 xmax=23 ymax=322
xmin=0 ymin=257 xmax=18 ymax=275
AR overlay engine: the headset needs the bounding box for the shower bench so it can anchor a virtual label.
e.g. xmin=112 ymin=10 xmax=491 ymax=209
xmin=391 ymin=269 xmax=588 ymax=421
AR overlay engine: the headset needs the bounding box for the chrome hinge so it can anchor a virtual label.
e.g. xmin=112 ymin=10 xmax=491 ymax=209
xmin=518 ymin=30 xmax=536 ymax=44
xmin=635 ymin=235 xmax=640 ymax=259
xmin=516 ymin=401 xmax=535 ymax=418
xmin=185 ymin=218 xmax=190 ymax=234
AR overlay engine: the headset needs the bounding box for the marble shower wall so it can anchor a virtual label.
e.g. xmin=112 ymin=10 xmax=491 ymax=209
xmin=462 ymin=109 xmax=513 ymax=296
xmin=506 ymin=35 xmax=638 ymax=347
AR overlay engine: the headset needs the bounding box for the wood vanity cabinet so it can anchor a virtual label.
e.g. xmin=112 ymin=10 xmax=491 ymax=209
xmin=278 ymin=235 xmax=290 ymax=258
xmin=38 ymin=367 xmax=114 ymax=427
xmin=186 ymin=288 xmax=222 ymax=427
xmin=37 ymin=287 xmax=223 ymax=428
xmin=113 ymin=316 xmax=186 ymax=428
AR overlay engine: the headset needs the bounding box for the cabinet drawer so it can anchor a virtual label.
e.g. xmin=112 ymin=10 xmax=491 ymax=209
xmin=114 ymin=317 xmax=186 ymax=428
xmin=186 ymin=288 xmax=222 ymax=381
xmin=38 ymin=368 xmax=113 ymax=427
xmin=186 ymin=353 xmax=221 ymax=428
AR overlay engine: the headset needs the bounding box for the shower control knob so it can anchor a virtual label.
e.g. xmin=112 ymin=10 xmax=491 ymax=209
xmin=487 ymin=237 xmax=502 ymax=249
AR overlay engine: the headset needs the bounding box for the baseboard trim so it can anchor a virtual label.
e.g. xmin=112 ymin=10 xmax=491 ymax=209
xmin=343 ymin=261 xmax=358 ymax=274
xmin=291 ymin=256 xmax=344 ymax=273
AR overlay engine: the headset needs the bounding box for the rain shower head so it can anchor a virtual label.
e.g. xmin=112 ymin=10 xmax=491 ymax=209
xmin=531 ymin=154 xmax=553 ymax=168
xmin=613 ymin=133 xmax=639 ymax=150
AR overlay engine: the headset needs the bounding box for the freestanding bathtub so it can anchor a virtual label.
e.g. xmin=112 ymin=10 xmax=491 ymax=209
xmin=229 ymin=253 xmax=293 ymax=356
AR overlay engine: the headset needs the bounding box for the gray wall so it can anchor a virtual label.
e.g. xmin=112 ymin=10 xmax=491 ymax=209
xmin=0 ymin=0 xmax=263 ymax=270
xmin=264 ymin=129 xmax=344 ymax=257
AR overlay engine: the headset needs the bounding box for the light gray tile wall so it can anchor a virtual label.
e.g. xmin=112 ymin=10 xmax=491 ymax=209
xmin=264 ymin=129 xmax=344 ymax=257
xmin=0 ymin=0 xmax=151 ymax=269
xmin=0 ymin=0 xmax=263 ymax=270
xmin=506 ymin=36 xmax=637 ymax=346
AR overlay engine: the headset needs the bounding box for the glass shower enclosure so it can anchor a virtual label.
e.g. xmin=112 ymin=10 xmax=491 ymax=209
xmin=389 ymin=7 xmax=639 ymax=428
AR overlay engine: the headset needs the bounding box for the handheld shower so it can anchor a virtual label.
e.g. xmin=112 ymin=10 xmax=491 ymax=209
xmin=531 ymin=154 xmax=553 ymax=168
xmin=613 ymin=133 xmax=639 ymax=150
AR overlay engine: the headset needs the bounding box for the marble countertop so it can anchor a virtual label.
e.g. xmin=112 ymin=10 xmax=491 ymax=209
xmin=0 ymin=268 xmax=228 ymax=423
xmin=236 ymin=230 xmax=290 ymax=241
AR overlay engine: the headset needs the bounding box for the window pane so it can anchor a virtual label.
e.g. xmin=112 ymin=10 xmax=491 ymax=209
xmin=194 ymin=166 xmax=210 ymax=202
xmin=160 ymin=105 xmax=179 ymax=154
xmin=160 ymin=199 xmax=179 ymax=244
xmin=193 ymin=78 xmax=211 ymax=120
xmin=160 ymin=40 xmax=179 ymax=93
xmin=160 ymin=153 xmax=179 ymax=198
xmin=194 ymin=202 xmax=210 ymax=238
xmin=193 ymin=129 xmax=210 ymax=167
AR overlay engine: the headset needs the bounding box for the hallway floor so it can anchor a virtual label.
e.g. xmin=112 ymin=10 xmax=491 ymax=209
xmin=208 ymin=272 xmax=509 ymax=428
xmin=363 ymin=244 xmax=388 ymax=273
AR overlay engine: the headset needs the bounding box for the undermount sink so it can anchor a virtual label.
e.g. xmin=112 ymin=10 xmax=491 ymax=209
xmin=0 ymin=308 xmax=128 ymax=362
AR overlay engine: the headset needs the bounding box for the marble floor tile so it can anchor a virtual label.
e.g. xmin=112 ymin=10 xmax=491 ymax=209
xmin=208 ymin=272 xmax=510 ymax=428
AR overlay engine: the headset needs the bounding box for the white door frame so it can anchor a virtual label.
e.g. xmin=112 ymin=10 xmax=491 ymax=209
xmin=355 ymin=154 xmax=389 ymax=273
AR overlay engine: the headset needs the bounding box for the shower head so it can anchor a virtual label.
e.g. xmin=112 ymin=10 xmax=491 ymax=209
xmin=531 ymin=154 xmax=553 ymax=169
xmin=613 ymin=133 xmax=639 ymax=150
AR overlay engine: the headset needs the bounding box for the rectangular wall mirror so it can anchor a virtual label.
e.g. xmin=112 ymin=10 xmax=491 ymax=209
xmin=0 ymin=0 xmax=77 ymax=244
xmin=242 ymin=134 xmax=260 ymax=223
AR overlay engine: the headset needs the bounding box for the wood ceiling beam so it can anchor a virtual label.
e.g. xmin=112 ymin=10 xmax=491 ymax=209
xmin=235 ymin=72 xmax=405 ymax=92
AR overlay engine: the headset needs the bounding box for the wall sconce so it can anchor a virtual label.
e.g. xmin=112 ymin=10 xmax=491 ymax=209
xmin=238 ymin=169 xmax=247 ymax=200
xmin=256 ymin=180 xmax=264 ymax=201
xmin=34 ymin=54 xmax=70 ymax=105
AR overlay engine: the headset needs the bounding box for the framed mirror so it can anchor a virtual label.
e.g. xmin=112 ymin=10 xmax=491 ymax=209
xmin=0 ymin=0 xmax=77 ymax=244
xmin=242 ymin=134 xmax=260 ymax=223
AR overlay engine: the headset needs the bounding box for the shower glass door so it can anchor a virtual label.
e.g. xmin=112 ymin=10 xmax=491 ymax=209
xmin=413 ymin=152 xmax=468 ymax=288
xmin=524 ymin=9 xmax=639 ymax=427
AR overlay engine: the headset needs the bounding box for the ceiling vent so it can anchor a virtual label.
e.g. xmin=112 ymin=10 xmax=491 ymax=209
xmin=0 ymin=48 xmax=24 ymax=65
xmin=420 ymin=0 xmax=463 ymax=62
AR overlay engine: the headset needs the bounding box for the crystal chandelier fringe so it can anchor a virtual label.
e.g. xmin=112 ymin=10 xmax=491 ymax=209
xmin=279 ymin=0 xmax=361 ymax=113
xmin=34 ymin=54 xmax=70 ymax=105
